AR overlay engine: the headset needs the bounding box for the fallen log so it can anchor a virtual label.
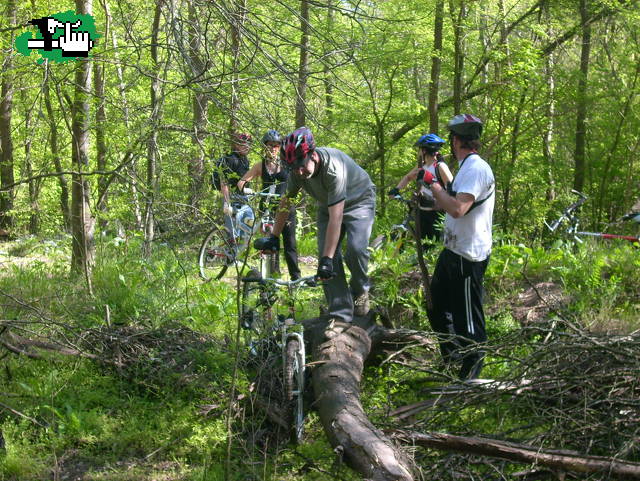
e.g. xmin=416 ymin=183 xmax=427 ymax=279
xmin=391 ymin=430 xmax=640 ymax=479
xmin=310 ymin=318 xmax=414 ymax=481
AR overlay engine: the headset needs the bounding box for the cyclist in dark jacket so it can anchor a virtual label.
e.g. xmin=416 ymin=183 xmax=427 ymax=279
xmin=238 ymin=130 xmax=301 ymax=280
xmin=218 ymin=132 xmax=252 ymax=214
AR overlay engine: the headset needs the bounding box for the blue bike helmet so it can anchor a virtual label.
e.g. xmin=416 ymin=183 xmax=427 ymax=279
xmin=414 ymin=133 xmax=446 ymax=152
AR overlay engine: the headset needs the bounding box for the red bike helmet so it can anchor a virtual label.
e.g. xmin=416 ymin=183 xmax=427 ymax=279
xmin=280 ymin=127 xmax=316 ymax=166
xmin=232 ymin=132 xmax=253 ymax=145
xmin=447 ymin=114 xmax=483 ymax=139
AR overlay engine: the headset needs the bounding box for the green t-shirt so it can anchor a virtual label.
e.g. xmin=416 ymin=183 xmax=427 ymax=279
xmin=287 ymin=147 xmax=375 ymax=208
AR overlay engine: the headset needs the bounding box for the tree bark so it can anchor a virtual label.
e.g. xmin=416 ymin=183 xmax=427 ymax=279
xmin=229 ymin=0 xmax=246 ymax=136
xmin=188 ymin=2 xmax=207 ymax=207
xmin=0 ymin=0 xmax=16 ymax=231
xmin=428 ymin=0 xmax=444 ymax=133
xmin=449 ymin=0 xmax=467 ymax=115
xmin=70 ymin=0 xmax=96 ymax=281
xmin=323 ymin=0 xmax=334 ymax=128
xmin=573 ymin=0 xmax=591 ymax=193
xmin=143 ymin=0 xmax=164 ymax=257
xmin=102 ymin=0 xmax=142 ymax=228
xmin=22 ymin=90 xmax=40 ymax=235
xmin=542 ymin=1 xmax=556 ymax=202
xmin=94 ymin=62 xmax=108 ymax=224
xmin=295 ymin=0 xmax=311 ymax=128
xmin=44 ymin=64 xmax=71 ymax=231
xmin=310 ymin=320 xmax=414 ymax=481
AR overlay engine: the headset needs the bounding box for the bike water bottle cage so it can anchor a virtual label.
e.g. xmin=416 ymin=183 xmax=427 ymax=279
xmin=235 ymin=205 xmax=255 ymax=234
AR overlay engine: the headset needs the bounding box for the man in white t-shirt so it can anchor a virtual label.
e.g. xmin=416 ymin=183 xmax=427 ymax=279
xmin=422 ymin=114 xmax=495 ymax=380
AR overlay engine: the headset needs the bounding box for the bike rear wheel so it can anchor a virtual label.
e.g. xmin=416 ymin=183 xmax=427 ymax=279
xmin=198 ymin=227 xmax=234 ymax=280
xmin=284 ymin=337 xmax=305 ymax=443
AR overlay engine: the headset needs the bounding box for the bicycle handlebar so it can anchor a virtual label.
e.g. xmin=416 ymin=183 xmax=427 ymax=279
xmin=545 ymin=191 xmax=588 ymax=232
xmin=241 ymin=274 xmax=318 ymax=288
xmin=231 ymin=190 xmax=281 ymax=203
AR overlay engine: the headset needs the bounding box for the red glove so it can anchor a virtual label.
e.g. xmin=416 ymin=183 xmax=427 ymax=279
xmin=421 ymin=169 xmax=437 ymax=185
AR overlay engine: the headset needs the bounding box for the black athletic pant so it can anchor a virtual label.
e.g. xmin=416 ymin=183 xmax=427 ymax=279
xmin=417 ymin=209 xmax=444 ymax=242
xmin=280 ymin=207 xmax=301 ymax=279
xmin=430 ymin=248 xmax=490 ymax=380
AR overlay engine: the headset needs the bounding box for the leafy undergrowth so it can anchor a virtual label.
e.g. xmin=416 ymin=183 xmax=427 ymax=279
xmin=1 ymin=234 xmax=639 ymax=480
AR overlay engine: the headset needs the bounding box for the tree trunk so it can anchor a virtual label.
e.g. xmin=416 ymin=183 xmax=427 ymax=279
xmin=295 ymin=0 xmax=311 ymax=128
xmin=44 ymin=63 xmax=71 ymax=231
xmin=428 ymin=0 xmax=444 ymax=133
xmin=450 ymin=0 xmax=466 ymax=115
xmin=229 ymin=0 xmax=246 ymax=136
xmin=573 ymin=0 xmax=591 ymax=193
xmin=310 ymin=320 xmax=414 ymax=481
xmin=143 ymin=0 xmax=164 ymax=257
xmin=103 ymin=0 xmax=142 ymax=228
xmin=188 ymin=2 xmax=207 ymax=207
xmin=23 ymin=91 xmax=39 ymax=235
xmin=323 ymin=0 xmax=334 ymax=128
xmin=71 ymin=0 xmax=96 ymax=283
xmin=94 ymin=62 xmax=108 ymax=225
xmin=542 ymin=2 xmax=556 ymax=202
xmin=502 ymin=91 xmax=526 ymax=232
xmin=0 ymin=0 xmax=16 ymax=231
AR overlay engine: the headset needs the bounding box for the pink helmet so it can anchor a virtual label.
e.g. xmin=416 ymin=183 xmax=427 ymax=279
xmin=232 ymin=132 xmax=252 ymax=145
xmin=280 ymin=127 xmax=316 ymax=166
xmin=447 ymin=114 xmax=483 ymax=139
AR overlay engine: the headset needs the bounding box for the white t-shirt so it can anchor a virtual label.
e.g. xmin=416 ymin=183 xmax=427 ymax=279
xmin=443 ymin=153 xmax=494 ymax=261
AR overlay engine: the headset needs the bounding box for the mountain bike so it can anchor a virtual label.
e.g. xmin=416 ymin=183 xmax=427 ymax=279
xmin=240 ymin=243 xmax=318 ymax=443
xmin=545 ymin=190 xmax=640 ymax=244
xmin=198 ymin=189 xmax=280 ymax=280
xmin=370 ymin=193 xmax=416 ymax=251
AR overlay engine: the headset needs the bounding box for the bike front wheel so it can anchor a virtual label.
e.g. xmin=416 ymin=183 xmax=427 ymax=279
xmin=284 ymin=337 xmax=305 ymax=444
xmin=370 ymin=230 xmax=407 ymax=253
xmin=370 ymin=234 xmax=387 ymax=250
xmin=198 ymin=227 xmax=235 ymax=280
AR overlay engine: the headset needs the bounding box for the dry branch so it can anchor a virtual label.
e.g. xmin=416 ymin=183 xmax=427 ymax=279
xmin=392 ymin=430 xmax=640 ymax=479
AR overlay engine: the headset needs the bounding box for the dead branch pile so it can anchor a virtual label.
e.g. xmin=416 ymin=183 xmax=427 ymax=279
xmin=379 ymin=319 xmax=640 ymax=479
xmin=1 ymin=318 xmax=226 ymax=396
xmin=80 ymin=324 xmax=226 ymax=393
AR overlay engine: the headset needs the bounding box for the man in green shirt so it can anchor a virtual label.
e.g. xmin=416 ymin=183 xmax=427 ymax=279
xmin=256 ymin=127 xmax=376 ymax=323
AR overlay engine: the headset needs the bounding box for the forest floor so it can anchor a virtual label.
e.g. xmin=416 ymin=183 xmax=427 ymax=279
xmin=2 ymin=235 xmax=639 ymax=480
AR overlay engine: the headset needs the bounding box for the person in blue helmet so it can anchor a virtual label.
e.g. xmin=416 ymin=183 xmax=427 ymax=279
xmin=237 ymin=129 xmax=301 ymax=280
xmin=388 ymin=133 xmax=453 ymax=242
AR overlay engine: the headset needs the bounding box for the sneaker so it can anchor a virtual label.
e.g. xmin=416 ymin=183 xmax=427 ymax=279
xmin=353 ymin=292 xmax=369 ymax=317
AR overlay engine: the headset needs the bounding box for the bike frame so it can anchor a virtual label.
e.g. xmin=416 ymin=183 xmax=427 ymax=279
xmin=240 ymin=272 xmax=317 ymax=443
xmin=545 ymin=190 xmax=640 ymax=244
